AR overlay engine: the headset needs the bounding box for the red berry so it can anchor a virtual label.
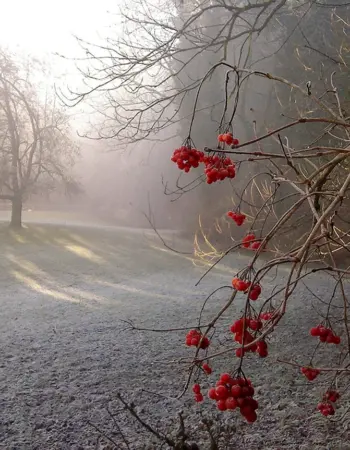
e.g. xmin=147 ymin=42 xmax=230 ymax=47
xmin=251 ymin=241 xmax=261 ymax=250
xmin=301 ymin=367 xmax=320 ymax=381
xmin=244 ymin=410 xmax=258 ymax=423
xmin=235 ymin=347 xmax=245 ymax=358
xmin=240 ymin=404 xmax=254 ymax=416
xmin=223 ymin=133 xmax=234 ymax=145
xmin=249 ymin=289 xmax=260 ymax=301
xmin=231 ymin=278 xmax=239 ymax=290
xmin=202 ymin=363 xmax=212 ymax=375
xmin=195 ymin=393 xmax=204 ymax=402
xmin=231 ymin=385 xmax=242 ymax=398
xmin=325 ymin=390 xmax=340 ymax=402
xmin=252 ymin=284 xmax=261 ymax=295
xmin=229 ymin=212 xmax=246 ymax=226
xmin=215 ymin=385 xmax=229 ymax=400
xmin=248 ymin=398 xmax=258 ymax=410
xmin=241 ymin=386 xmax=251 ymax=397
xmin=310 ymin=327 xmax=320 ymax=337
xmin=249 ymin=320 xmax=262 ymax=331
xmin=332 ymin=335 xmax=341 ymax=345
xmin=318 ymin=402 xmax=335 ymax=416
xmin=187 ymin=329 xmax=198 ymax=336
xmin=225 ymin=397 xmax=238 ymax=410
xmin=237 ymin=397 xmax=248 ymax=407
xmin=220 ymin=373 xmax=231 ymax=384
xmin=237 ymin=377 xmax=247 ymax=387
xmin=208 ymin=388 xmax=217 ymax=400
xmin=326 ymin=333 xmax=335 ymax=344
xmin=318 ymin=326 xmax=328 ymax=337
xmin=242 ymin=234 xmax=255 ymax=248
xmin=191 ymin=337 xmax=200 ymax=346
xmin=200 ymin=336 xmax=210 ymax=349
xmin=192 ymin=384 xmax=201 ymax=395
xmin=217 ymin=399 xmax=227 ymax=411
xmin=257 ymin=341 xmax=268 ymax=358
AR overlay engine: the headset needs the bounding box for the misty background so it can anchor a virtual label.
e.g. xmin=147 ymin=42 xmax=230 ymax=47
xmin=1 ymin=0 xmax=348 ymax=241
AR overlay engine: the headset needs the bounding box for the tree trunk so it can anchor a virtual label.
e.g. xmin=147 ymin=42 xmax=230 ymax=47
xmin=10 ymin=196 xmax=22 ymax=228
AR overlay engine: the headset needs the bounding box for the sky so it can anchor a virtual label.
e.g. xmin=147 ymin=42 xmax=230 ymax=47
xmin=0 ymin=0 xmax=118 ymax=73
xmin=0 ymin=0 xmax=122 ymax=131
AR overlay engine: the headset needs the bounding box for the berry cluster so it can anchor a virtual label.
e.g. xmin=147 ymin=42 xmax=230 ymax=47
xmin=230 ymin=318 xmax=268 ymax=358
xmin=317 ymin=402 xmax=335 ymax=416
xmin=259 ymin=311 xmax=274 ymax=321
xmin=171 ymin=146 xmax=204 ymax=172
xmin=325 ymin=390 xmax=340 ymax=403
xmin=208 ymin=374 xmax=258 ymax=422
xmin=249 ymin=284 xmax=262 ymax=301
xmin=232 ymin=277 xmax=250 ymax=292
xmin=251 ymin=241 xmax=262 ymax=250
xmin=202 ymin=363 xmax=212 ymax=375
xmin=242 ymin=233 xmax=256 ymax=248
xmin=227 ymin=211 xmax=246 ymax=226
xmin=218 ymin=133 xmax=239 ymax=146
xmin=301 ymin=366 xmax=320 ymax=381
xmin=310 ymin=325 xmax=341 ymax=344
xmin=185 ymin=329 xmax=210 ymax=349
xmin=192 ymin=383 xmax=204 ymax=403
xmin=318 ymin=389 xmax=340 ymax=416
xmin=231 ymin=278 xmax=262 ymax=300
xmin=203 ymin=155 xmax=236 ymax=184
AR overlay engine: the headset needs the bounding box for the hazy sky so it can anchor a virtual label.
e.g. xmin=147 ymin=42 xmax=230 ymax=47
xmin=0 ymin=0 xmax=117 ymax=62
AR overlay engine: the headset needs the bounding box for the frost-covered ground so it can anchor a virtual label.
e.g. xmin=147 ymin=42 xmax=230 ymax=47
xmin=1 ymin=216 xmax=350 ymax=449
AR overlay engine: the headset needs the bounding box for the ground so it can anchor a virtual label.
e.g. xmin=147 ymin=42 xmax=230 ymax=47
xmin=1 ymin=212 xmax=350 ymax=449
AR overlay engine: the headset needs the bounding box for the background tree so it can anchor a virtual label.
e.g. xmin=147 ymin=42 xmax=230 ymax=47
xmin=0 ymin=49 xmax=80 ymax=228
xmin=61 ymin=0 xmax=350 ymax=244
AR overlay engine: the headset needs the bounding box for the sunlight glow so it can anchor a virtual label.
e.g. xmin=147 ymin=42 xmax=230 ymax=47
xmin=0 ymin=0 xmax=117 ymax=58
xmin=11 ymin=270 xmax=77 ymax=303
xmin=63 ymin=244 xmax=104 ymax=263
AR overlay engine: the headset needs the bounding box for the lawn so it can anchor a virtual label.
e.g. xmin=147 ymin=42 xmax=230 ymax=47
xmin=0 ymin=221 xmax=348 ymax=449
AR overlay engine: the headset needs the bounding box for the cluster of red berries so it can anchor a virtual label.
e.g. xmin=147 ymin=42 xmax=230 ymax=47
xmin=317 ymin=402 xmax=334 ymax=416
xmin=230 ymin=318 xmax=268 ymax=358
xmin=202 ymin=363 xmax=212 ymax=375
xmin=171 ymin=146 xmax=204 ymax=172
xmin=208 ymin=374 xmax=258 ymax=422
xmin=310 ymin=325 xmax=341 ymax=344
xmin=242 ymin=233 xmax=261 ymax=250
xmin=231 ymin=278 xmax=262 ymax=301
xmin=203 ymin=155 xmax=236 ymax=184
xmin=232 ymin=277 xmax=250 ymax=292
xmin=301 ymin=367 xmax=320 ymax=381
xmin=218 ymin=133 xmax=239 ymax=146
xmin=325 ymin=390 xmax=340 ymax=403
xmin=227 ymin=211 xmax=246 ymax=226
xmin=259 ymin=311 xmax=274 ymax=321
xmin=248 ymin=284 xmax=262 ymax=301
xmin=185 ymin=329 xmax=210 ymax=349
xmin=192 ymin=383 xmax=204 ymax=403
xmin=318 ymin=390 xmax=340 ymax=416
xmin=242 ymin=233 xmax=255 ymax=248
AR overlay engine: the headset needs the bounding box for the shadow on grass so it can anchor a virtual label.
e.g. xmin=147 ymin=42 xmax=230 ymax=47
xmin=0 ymin=223 xmax=241 ymax=314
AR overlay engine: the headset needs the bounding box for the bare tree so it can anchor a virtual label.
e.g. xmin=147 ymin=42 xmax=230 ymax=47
xmin=0 ymin=49 xmax=79 ymax=228
xmin=60 ymin=0 xmax=293 ymax=142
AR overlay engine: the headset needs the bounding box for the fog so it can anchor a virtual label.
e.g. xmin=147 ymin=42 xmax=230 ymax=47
xmin=1 ymin=0 xmax=347 ymax=239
